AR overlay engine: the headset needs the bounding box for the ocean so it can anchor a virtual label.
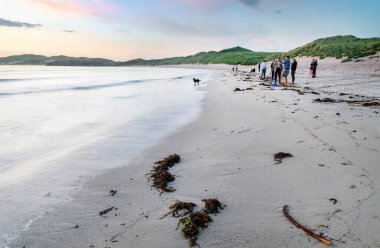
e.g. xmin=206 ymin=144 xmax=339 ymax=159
xmin=0 ymin=65 xmax=211 ymax=246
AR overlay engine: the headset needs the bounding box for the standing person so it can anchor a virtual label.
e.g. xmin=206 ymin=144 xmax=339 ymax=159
xmin=258 ymin=62 xmax=261 ymax=72
xmin=310 ymin=59 xmax=315 ymax=76
xmin=291 ymin=58 xmax=297 ymax=83
xmin=274 ymin=58 xmax=282 ymax=85
xmin=260 ymin=61 xmax=267 ymax=79
xmin=270 ymin=60 xmax=275 ymax=81
xmin=311 ymin=59 xmax=318 ymax=78
xmin=232 ymin=66 xmax=235 ymax=72
xmin=282 ymin=56 xmax=291 ymax=86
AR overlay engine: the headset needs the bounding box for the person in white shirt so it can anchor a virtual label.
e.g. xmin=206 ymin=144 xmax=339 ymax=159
xmin=260 ymin=61 xmax=267 ymax=79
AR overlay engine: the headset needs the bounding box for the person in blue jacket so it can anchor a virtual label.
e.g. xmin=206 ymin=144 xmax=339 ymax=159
xmin=282 ymin=56 xmax=291 ymax=86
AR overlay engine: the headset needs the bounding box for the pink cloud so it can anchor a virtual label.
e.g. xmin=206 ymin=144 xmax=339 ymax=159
xmin=30 ymin=0 xmax=118 ymax=18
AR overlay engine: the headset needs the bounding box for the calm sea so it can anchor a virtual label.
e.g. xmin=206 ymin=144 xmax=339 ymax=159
xmin=0 ymin=65 xmax=210 ymax=246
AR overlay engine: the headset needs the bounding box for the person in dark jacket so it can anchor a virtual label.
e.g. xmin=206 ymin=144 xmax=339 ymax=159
xmin=270 ymin=60 xmax=275 ymax=80
xmin=291 ymin=58 xmax=297 ymax=83
xmin=274 ymin=58 xmax=282 ymax=85
xmin=310 ymin=58 xmax=318 ymax=78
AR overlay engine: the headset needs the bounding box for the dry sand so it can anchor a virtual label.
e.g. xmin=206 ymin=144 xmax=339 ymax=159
xmin=10 ymin=56 xmax=380 ymax=248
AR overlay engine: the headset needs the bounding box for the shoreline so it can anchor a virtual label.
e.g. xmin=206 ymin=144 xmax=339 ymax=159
xmin=0 ymin=67 xmax=211 ymax=248
xmin=9 ymin=59 xmax=380 ymax=247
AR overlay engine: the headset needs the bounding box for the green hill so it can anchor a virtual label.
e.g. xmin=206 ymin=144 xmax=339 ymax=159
xmin=0 ymin=54 xmax=115 ymax=66
xmin=0 ymin=54 xmax=49 ymax=65
xmin=118 ymin=47 xmax=278 ymax=66
xmin=219 ymin=47 xmax=254 ymax=53
xmin=0 ymin=47 xmax=275 ymax=66
xmin=279 ymin=35 xmax=380 ymax=60
xmin=46 ymin=57 xmax=115 ymax=66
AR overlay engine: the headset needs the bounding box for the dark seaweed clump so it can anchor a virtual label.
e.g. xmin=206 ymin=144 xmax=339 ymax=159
xmin=274 ymin=152 xmax=293 ymax=163
xmin=181 ymin=212 xmax=212 ymax=247
xmin=161 ymin=200 xmax=197 ymax=219
xmin=201 ymin=198 xmax=224 ymax=214
xmin=149 ymin=154 xmax=180 ymax=192
xmin=176 ymin=198 xmax=224 ymax=247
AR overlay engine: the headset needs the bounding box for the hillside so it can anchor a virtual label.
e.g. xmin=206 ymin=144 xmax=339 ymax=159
xmin=0 ymin=54 xmax=115 ymax=66
xmin=280 ymin=35 xmax=380 ymax=60
xmin=0 ymin=36 xmax=379 ymax=66
xmin=0 ymin=54 xmax=49 ymax=65
xmin=118 ymin=47 xmax=278 ymax=66
xmin=46 ymin=57 xmax=115 ymax=66
xmin=0 ymin=47 xmax=276 ymax=66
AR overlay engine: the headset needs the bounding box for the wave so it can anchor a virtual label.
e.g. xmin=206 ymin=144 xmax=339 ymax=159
xmin=3 ymin=212 xmax=45 ymax=248
xmin=0 ymin=79 xmax=150 ymax=96
xmin=0 ymin=78 xmax=51 ymax=83
xmin=0 ymin=75 xmax=193 ymax=96
xmin=0 ymin=79 xmax=23 ymax=82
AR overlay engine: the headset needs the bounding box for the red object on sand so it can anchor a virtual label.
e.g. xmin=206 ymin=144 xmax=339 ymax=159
xmin=282 ymin=205 xmax=332 ymax=246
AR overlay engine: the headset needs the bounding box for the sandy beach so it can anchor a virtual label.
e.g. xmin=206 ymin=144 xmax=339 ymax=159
xmin=10 ymin=56 xmax=380 ymax=248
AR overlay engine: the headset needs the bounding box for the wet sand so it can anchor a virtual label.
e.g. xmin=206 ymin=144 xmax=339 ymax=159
xmin=10 ymin=56 xmax=380 ymax=248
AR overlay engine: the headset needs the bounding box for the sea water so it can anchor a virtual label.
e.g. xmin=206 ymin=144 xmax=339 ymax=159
xmin=0 ymin=66 xmax=211 ymax=246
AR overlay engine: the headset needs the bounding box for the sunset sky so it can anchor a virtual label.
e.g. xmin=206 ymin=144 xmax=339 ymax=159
xmin=0 ymin=0 xmax=379 ymax=61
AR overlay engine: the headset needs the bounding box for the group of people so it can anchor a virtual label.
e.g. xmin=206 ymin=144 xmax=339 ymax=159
xmin=258 ymin=56 xmax=297 ymax=86
xmin=232 ymin=57 xmax=319 ymax=86
xmin=256 ymin=57 xmax=318 ymax=86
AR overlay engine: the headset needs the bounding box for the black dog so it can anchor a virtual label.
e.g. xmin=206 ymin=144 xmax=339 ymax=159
xmin=193 ymin=78 xmax=201 ymax=86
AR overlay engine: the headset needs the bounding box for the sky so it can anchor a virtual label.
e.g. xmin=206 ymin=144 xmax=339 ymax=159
xmin=0 ymin=0 xmax=379 ymax=61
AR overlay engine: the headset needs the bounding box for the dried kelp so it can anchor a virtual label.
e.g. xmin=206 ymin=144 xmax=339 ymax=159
xmin=314 ymin=97 xmax=380 ymax=107
xmin=109 ymin=233 xmax=121 ymax=243
xmin=273 ymin=152 xmax=293 ymax=163
xmin=283 ymin=205 xmax=332 ymax=245
xmin=154 ymin=154 xmax=180 ymax=168
xmin=175 ymin=198 xmax=224 ymax=247
xmin=161 ymin=200 xmax=197 ymax=219
xmin=99 ymin=207 xmax=114 ymax=216
xmin=148 ymin=154 xmax=180 ymax=192
xmin=362 ymin=101 xmax=380 ymax=106
xmin=180 ymin=212 xmax=212 ymax=247
xmin=201 ymin=199 xmax=224 ymax=214
xmin=181 ymin=218 xmax=199 ymax=247
xmin=151 ymin=169 xmax=175 ymax=192
xmin=233 ymin=87 xmax=244 ymax=92
xmin=314 ymin=98 xmax=337 ymax=103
